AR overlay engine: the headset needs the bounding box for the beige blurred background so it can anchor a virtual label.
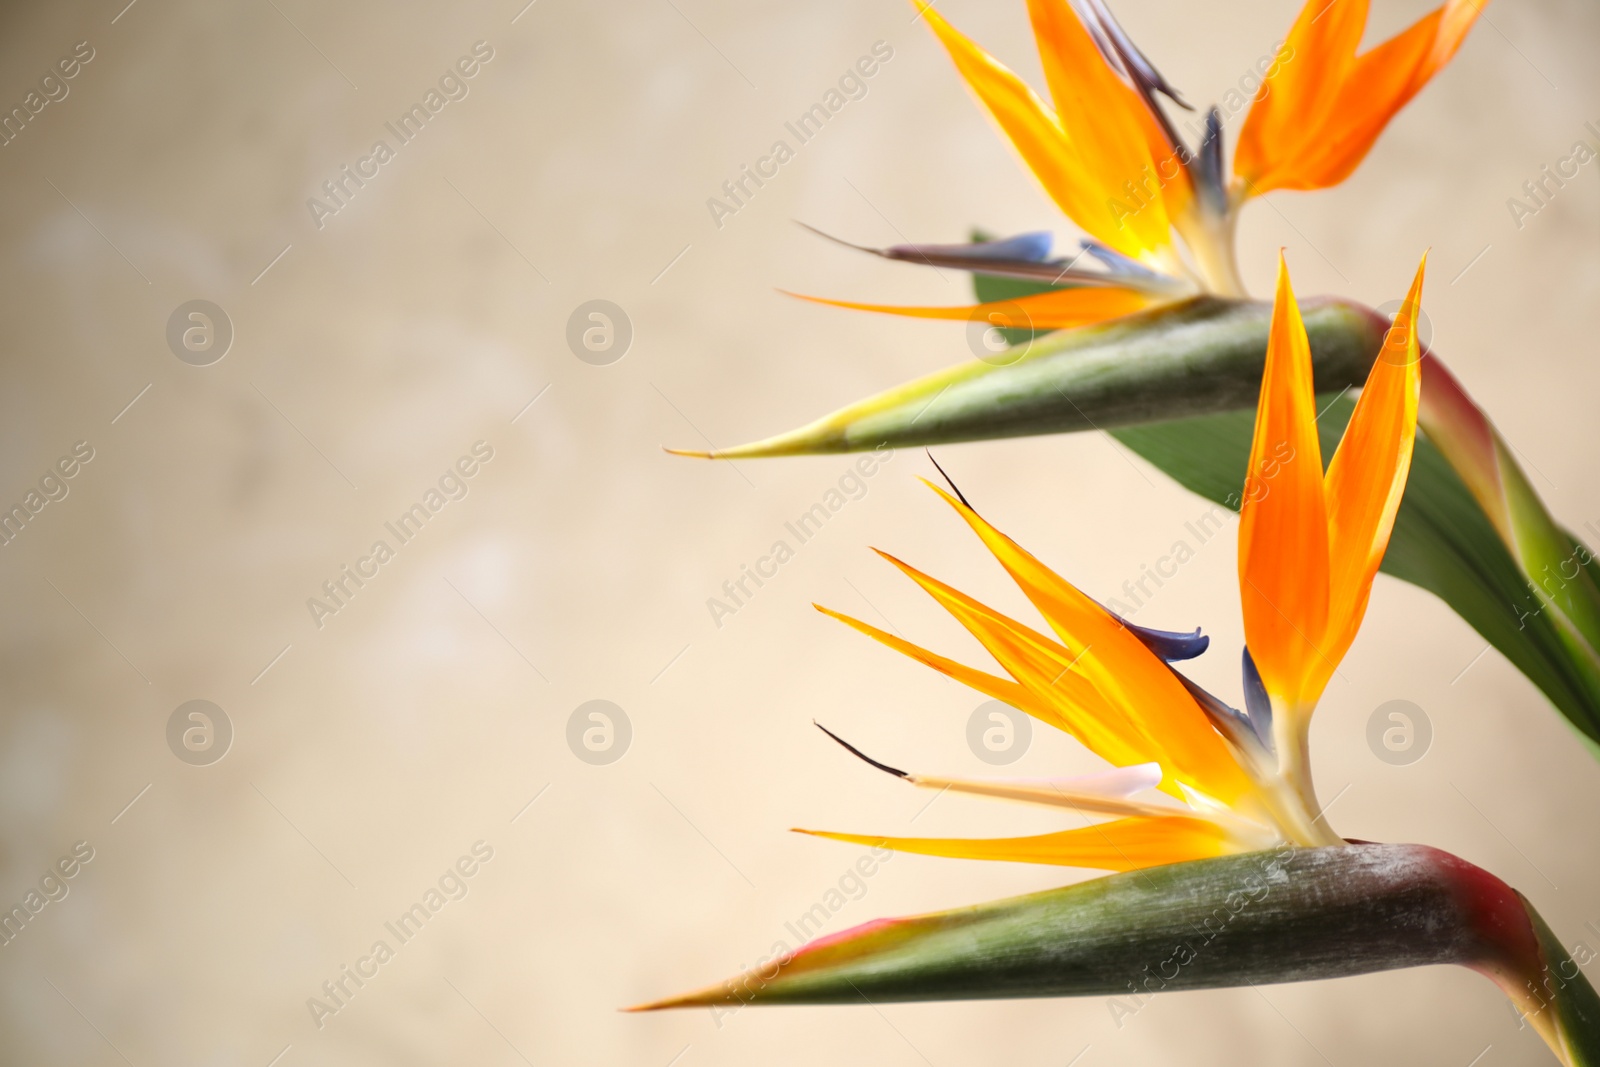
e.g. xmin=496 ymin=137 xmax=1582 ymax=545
xmin=0 ymin=0 xmax=1595 ymax=1063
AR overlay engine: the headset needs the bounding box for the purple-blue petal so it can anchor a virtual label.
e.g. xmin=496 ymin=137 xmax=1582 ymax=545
xmin=1169 ymin=670 xmax=1260 ymax=756
xmin=1073 ymin=0 xmax=1193 ymax=111
xmin=886 ymin=231 xmax=1054 ymax=264
xmin=1123 ymin=620 xmax=1209 ymax=662
xmin=1241 ymin=646 xmax=1275 ymax=753
xmin=1077 ymin=239 xmax=1164 ymax=280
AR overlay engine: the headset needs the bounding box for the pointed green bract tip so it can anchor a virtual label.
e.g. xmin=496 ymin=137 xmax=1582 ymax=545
xmin=669 ymin=297 xmax=1383 ymax=459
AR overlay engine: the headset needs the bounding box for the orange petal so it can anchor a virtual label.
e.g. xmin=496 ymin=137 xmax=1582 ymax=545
xmin=1320 ymin=254 xmax=1425 ymax=680
xmin=867 ymin=551 xmax=1164 ymax=778
xmin=814 ymin=604 xmax=1079 ymax=739
xmin=796 ymin=814 xmax=1236 ymax=872
xmin=1024 ymin=0 xmax=1186 ymax=252
xmin=1236 ymin=0 xmax=1486 ymax=194
xmin=1234 ymin=0 xmax=1366 ymax=190
xmin=783 ymin=283 xmax=1155 ymax=331
xmin=1298 ymin=8 xmax=1445 ymax=188
xmin=1237 ymin=255 xmax=1331 ymax=708
xmin=919 ymin=4 xmax=1171 ymax=262
xmin=925 ymin=483 xmax=1256 ymax=807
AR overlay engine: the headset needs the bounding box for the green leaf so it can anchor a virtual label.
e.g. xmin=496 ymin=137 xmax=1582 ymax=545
xmin=1526 ymin=897 xmax=1600 ymax=1064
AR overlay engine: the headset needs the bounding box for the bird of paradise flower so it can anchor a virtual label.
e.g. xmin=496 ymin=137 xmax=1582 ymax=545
xmin=673 ymin=0 xmax=1600 ymax=756
xmin=797 ymin=255 xmax=1423 ymax=871
xmin=639 ymin=0 xmax=1600 ymax=1059
xmin=637 ymin=253 xmax=1600 ymax=1064
xmin=794 ymin=0 xmax=1481 ymax=330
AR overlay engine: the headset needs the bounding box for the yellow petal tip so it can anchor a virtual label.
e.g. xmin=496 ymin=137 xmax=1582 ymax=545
xmin=622 ymin=986 xmax=724 ymax=1012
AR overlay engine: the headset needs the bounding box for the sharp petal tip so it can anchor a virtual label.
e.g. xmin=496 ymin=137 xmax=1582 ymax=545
xmin=924 ymin=450 xmax=973 ymax=510
xmin=793 ymin=222 xmax=881 ymax=257
xmin=814 ymin=722 xmax=910 ymax=778
xmin=663 ymin=446 xmax=715 ymax=459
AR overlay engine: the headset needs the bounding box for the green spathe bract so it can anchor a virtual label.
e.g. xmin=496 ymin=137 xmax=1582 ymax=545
xmin=637 ymin=844 xmax=1600 ymax=1064
xmin=692 ymin=296 xmax=1381 ymax=457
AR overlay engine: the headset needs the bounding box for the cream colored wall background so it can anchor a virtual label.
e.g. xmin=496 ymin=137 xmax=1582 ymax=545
xmin=0 ymin=0 xmax=1594 ymax=1064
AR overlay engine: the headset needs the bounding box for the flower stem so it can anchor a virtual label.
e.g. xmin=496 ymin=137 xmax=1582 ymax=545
xmin=1179 ymin=200 xmax=1247 ymax=298
xmin=1262 ymin=705 xmax=1342 ymax=848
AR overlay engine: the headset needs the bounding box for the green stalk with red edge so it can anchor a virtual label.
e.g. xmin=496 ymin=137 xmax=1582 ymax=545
xmin=632 ymin=844 xmax=1600 ymax=1064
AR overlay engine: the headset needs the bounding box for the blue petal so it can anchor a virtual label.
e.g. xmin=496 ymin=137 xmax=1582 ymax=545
xmin=1123 ymin=620 xmax=1209 ymax=662
xmin=1072 ymin=0 xmax=1192 ymax=110
xmin=1169 ymin=670 xmax=1261 ymax=757
xmin=1190 ymin=107 xmax=1229 ymax=214
xmin=888 ymin=231 xmax=1054 ymax=264
xmin=798 ymin=224 xmax=1188 ymax=293
xmin=1100 ymin=604 xmax=1209 ymax=662
xmin=1241 ymin=646 xmax=1275 ymax=753
xmin=1093 ymin=598 xmax=1209 ymax=662
xmin=1077 ymin=239 xmax=1165 ymax=280
xmin=1100 ymin=598 xmax=1209 ymax=662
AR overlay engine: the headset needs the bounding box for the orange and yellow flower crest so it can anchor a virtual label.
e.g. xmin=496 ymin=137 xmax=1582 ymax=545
xmin=1235 ymin=0 xmax=1487 ymax=195
xmin=919 ymin=0 xmax=1192 ymax=265
xmin=806 ymin=485 xmax=1297 ymax=873
xmin=788 ymin=1 xmax=1475 ymax=334
xmin=1239 ymin=252 xmax=1425 ymax=794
